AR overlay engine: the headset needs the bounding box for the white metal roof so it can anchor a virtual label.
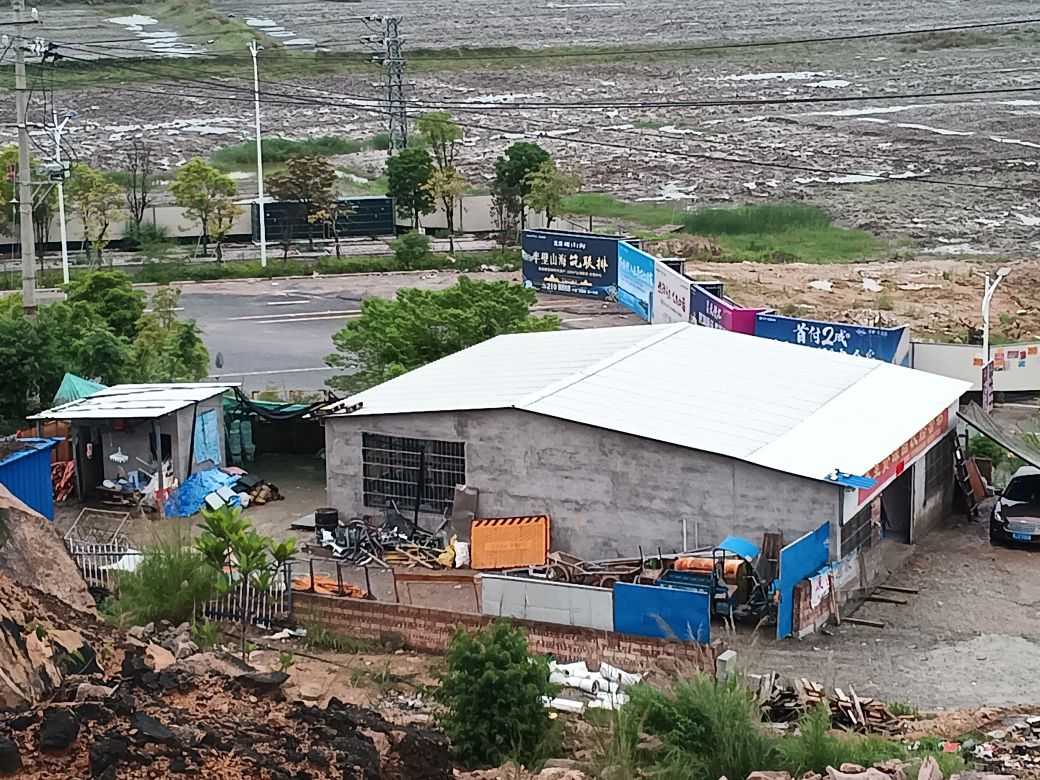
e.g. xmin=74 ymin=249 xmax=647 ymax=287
xmin=29 ymin=383 xmax=236 ymax=421
xmin=325 ymin=323 xmax=970 ymax=483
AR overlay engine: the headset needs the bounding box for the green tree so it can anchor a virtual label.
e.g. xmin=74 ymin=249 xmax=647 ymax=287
xmin=195 ymin=504 xmax=296 ymax=661
xmin=326 ymin=276 xmax=560 ymax=392
xmin=434 ymin=622 xmax=558 ymax=769
xmin=64 ymin=163 xmax=124 ymax=265
xmin=392 ymin=231 xmax=434 ymax=270
xmin=64 ymin=269 xmax=146 ymax=341
xmin=415 ymin=110 xmax=463 ymax=172
xmin=423 ymin=166 xmax=469 ymax=254
xmin=386 ymin=147 xmax=435 ymax=229
xmin=493 ymin=142 xmax=550 ymax=232
xmin=0 ymin=308 xmax=44 ymax=426
xmin=171 ymin=159 xmax=240 ymax=260
xmin=36 ymin=301 xmax=131 ymax=390
xmin=525 ymin=160 xmax=581 ymax=229
xmin=131 ymin=286 xmax=209 ymax=382
xmin=0 ymin=146 xmax=57 ymax=254
xmin=265 ymin=156 xmax=338 ymax=251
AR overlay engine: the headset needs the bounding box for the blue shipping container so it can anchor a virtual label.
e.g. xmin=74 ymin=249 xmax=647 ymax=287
xmin=0 ymin=438 xmax=59 ymax=520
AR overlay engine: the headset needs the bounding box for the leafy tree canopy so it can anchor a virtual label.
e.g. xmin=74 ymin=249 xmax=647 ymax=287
xmin=64 ymin=269 xmax=145 ymax=341
xmin=326 ymin=276 xmax=559 ymax=392
xmin=386 ymin=147 xmax=435 ymax=228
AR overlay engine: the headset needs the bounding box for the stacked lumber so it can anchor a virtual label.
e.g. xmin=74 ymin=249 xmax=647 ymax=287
xmin=756 ymin=674 xmax=904 ymax=735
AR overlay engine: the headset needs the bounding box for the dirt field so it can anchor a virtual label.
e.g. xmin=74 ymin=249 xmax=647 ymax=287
xmin=9 ymin=4 xmax=1039 ymax=254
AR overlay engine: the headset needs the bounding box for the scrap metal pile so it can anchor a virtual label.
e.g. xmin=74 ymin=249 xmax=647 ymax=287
xmin=313 ymin=507 xmax=452 ymax=569
xmin=755 ymin=673 xmax=905 ymax=735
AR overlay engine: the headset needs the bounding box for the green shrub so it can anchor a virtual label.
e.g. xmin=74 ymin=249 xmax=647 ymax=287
xmin=434 ymin=621 xmax=558 ymax=769
xmin=392 ymin=231 xmax=435 ymax=270
xmin=370 ymin=132 xmax=391 ymax=151
xmin=123 ymin=222 xmax=173 ymax=255
xmin=625 ymin=674 xmax=776 ymax=780
xmin=102 ymin=538 xmax=215 ymax=627
xmin=968 ymin=434 xmax=1009 ymax=465
xmin=776 ymin=705 xmax=899 ymax=776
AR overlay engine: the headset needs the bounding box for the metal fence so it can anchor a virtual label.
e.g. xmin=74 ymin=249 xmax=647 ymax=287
xmin=65 ymin=541 xmax=293 ymax=626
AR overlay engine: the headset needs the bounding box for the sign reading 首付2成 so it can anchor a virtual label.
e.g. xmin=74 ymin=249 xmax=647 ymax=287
xmin=521 ymin=229 xmax=622 ymax=300
xmin=754 ymin=313 xmax=910 ymax=365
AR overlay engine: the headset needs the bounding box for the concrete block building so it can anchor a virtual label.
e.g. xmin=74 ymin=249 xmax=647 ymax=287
xmin=322 ymin=323 xmax=968 ymax=567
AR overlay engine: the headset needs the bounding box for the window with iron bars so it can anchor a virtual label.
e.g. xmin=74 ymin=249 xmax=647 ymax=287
xmin=924 ymin=434 xmax=953 ymax=500
xmin=839 ymin=503 xmax=878 ymax=559
xmin=361 ymin=433 xmax=466 ymax=516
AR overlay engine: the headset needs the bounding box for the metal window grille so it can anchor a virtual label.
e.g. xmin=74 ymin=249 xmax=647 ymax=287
xmin=361 ymin=433 xmax=465 ymax=515
xmin=924 ymin=434 xmax=953 ymax=499
xmin=839 ymin=504 xmax=877 ymax=558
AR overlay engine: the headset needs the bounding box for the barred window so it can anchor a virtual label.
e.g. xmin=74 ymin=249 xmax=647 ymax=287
xmin=361 ymin=433 xmax=465 ymax=516
xmin=840 ymin=504 xmax=877 ymax=558
xmin=924 ymin=434 xmax=953 ymax=499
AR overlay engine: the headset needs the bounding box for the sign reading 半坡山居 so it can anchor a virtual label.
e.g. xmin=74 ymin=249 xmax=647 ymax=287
xmin=754 ymin=313 xmax=910 ymax=365
xmin=521 ymin=229 xmax=622 ymax=300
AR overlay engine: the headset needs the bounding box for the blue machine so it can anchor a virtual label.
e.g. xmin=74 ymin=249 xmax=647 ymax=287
xmin=655 ymin=539 xmax=774 ymax=621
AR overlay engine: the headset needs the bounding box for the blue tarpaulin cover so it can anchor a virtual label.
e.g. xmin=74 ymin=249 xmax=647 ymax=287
xmin=193 ymin=409 xmax=221 ymax=466
xmin=164 ymin=468 xmax=238 ymax=517
xmin=717 ymin=535 xmax=760 ymax=560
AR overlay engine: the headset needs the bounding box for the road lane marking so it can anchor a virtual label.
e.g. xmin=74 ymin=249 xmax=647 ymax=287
xmin=265 ymin=299 xmax=311 ymax=306
xmin=227 ymin=309 xmax=359 ymax=321
xmin=207 ymin=367 xmax=332 ymax=378
xmin=250 ymin=313 xmax=362 ymax=325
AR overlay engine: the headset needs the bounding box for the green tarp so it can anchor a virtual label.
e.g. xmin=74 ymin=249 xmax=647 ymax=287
xmin=52 ymin=373 xmax=107 ymax=406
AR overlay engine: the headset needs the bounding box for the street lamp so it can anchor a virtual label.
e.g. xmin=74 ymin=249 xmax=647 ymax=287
xmin=51 ymin=109 xmax=74 ymax=285
xmin=982 ymin=265 xmax=1012 ymax=359
xmin=249 ymin=39 xmax=268 ymax=268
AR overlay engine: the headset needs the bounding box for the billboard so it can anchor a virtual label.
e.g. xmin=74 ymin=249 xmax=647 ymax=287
xmin=616 ymin=241 xmax=655 ymax=321
xmin=521 ymin=229 xmax=619 ymax=300
xmin=754 ymin=313 xmax=910 ymax=365
xmin=651 ymin=261 xmax=691 ymax=324
xmin=689 ymin=284 xmax=763 ymax=335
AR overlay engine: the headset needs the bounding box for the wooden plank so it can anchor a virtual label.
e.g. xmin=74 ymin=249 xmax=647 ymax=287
xmin=866 ymin=594 xmax=908 ymax=605
xmin=877 ymin=585 xmax=919 ymax=595
xmin=849 ymin=684 xmax=867 ymax=727
xmin=844 ymin=616 xmax=885 ymax=628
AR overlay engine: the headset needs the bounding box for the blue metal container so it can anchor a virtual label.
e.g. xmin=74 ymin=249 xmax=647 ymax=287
xmin=0 ymin=438 xmax=59 ymax=520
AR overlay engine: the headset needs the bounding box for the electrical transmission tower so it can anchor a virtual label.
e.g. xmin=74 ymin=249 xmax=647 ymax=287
xmin=382 ymin=16 xmax=407 ymax=153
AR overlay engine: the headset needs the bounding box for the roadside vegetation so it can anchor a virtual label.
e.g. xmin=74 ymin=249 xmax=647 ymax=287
xmin=212 ymin=135 xmax=390 ymax=170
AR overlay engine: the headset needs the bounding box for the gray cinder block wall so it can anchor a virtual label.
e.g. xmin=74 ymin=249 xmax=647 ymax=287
xmin=325 ymin=409 xmax=840 ymax=561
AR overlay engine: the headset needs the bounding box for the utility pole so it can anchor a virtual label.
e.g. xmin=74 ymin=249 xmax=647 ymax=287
xmin=249 ymin=39 xmax=267 ymax=268
xmin=383 ymin=16 xmax=407 ymax=153
xmin=13 ymin=0 xmax=36 ymax=316
xmin=51 ymin=109 xmax=72 ymax=285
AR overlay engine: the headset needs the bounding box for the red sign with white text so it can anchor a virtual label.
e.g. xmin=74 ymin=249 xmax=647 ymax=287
xmin=857 ymin=409 xmax=949 ymax=503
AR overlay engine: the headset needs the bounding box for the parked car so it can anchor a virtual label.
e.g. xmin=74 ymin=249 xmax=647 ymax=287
xmin=990 ymin=465 xmax=1040 ymax=545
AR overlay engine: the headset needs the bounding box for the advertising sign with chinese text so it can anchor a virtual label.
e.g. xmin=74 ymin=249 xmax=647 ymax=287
xmin=754 ymin=313 xmax=910 ymax=365
xmin=651 ymin=261 xmax=690 ymax=324
xmin=982 ymin=359 xmax=995 ymax=413
xmin=855 ymin=409 xmax=950 ymax=505
xmin=689 ymin=284 xmax=763 ymax=335
xmin=521 ymin=229 xmax=619 ymax=300
xmin=617 ymin=241 xmax=655 ymax=320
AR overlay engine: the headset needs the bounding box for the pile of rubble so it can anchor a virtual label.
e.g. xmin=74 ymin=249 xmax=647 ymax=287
xmin=754 ymin=673 xmax=905 ymax=735
xmin=0 ymin=570 xmax=453 ymax=779
xmin=744 ymin=761 xmax=1013 ymax=780
xmin=968 ymin=716 xmax=1040 ymax=777
xmin=126 ymin=621 xmax=200 ymax=661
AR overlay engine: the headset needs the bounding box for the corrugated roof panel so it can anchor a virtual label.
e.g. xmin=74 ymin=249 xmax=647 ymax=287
xmin=30 ymin=383 xmax=237 ymax=421
xmin=328 ymin=322 xmax=971 ymax=483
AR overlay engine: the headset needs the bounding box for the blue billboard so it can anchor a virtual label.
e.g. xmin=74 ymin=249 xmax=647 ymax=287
xmin=616 ymin=241 xmax=655 ymax=320
xmin=754 ymin=313 xmax=910 ymax=365
xmin=521 ymin=229 xmax=619 ymax=300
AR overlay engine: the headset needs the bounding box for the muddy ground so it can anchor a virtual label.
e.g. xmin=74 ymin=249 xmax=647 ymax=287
xmin=9 ymin=8 xmax=1040 ymax=253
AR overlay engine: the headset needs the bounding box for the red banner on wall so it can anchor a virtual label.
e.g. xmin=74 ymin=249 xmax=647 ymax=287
xmin=857 ymin=409 xmax=949 ymax=503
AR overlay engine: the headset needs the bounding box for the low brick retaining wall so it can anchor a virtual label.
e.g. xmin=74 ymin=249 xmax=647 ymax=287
xmin=294 ymin=591 xmax=724 ymax=674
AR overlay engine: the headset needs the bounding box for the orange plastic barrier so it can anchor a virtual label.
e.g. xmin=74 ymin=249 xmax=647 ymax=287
xmin=469 ymin=515 xmax=551 ymax=570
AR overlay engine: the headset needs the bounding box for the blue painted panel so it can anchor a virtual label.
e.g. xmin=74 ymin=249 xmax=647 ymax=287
xmin=617 ymin=241 xmax=655 ymax=320
xmin=613 ymin=582 xmax=711 ymax=644
xmin=0 ymin=439 xmax=58 ymax=520
xmin=776 ymin=522 xmax=830 ymax=639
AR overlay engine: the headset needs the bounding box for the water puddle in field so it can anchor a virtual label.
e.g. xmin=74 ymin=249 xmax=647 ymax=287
xmin=107 ymin=14 xmax=200 ymax=57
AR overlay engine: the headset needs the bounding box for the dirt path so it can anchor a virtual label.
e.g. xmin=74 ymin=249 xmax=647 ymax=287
xmin=731 ymin=516 xmax=1040 ymax=709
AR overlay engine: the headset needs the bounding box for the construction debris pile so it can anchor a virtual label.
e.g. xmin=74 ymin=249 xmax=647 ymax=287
xmin=970 ymin=716 xmax=1040 ymax=777
xmin=543 ymin=660 xmax=641 ymax=714
xmin=310 ymin=507 xmax=464 ymax=570
xmin=0 ymin=571 xmax=453 ymax=779
xmin=755 ymin=673 xmax=906 ymax=735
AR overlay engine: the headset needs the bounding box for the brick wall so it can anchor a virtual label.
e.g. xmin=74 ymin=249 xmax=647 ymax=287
xmin=295 ymin=592 xmax=724 ymax=675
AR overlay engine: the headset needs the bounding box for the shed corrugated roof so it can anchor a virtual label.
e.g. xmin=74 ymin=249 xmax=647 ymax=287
xmin=324 ymin=323 xmax=970 ymax=483
xmin=0 ymin=438 xmax=59 ymax=469
xmin=29 ymin=383 xmax=237 ymax=421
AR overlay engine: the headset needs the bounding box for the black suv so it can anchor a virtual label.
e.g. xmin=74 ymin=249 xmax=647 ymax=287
xmin=991 ymin=466 xmax=1040 ymax=545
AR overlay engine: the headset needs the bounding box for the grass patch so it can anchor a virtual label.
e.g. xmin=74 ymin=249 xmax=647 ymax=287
xmin=563 ymin=193 xmax=686 ymax=228
xmin=302 ymin=624 xmax=380 ymax=654
xmin=898 ymin=31 xmax=998 ymax=51
xmin=683 ymin=203 xmax=830 ymax=234
xmin=213 ymin=136 xmax=386 ymax=170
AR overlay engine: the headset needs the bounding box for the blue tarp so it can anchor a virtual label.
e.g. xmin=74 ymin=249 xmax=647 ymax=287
xmin=164 ymin=468 xmax=238 ymax=518
xmin=717 ymin=535 xmax=760 ymax=561
xmin=193 ymin=409 xmax=221 ymax=466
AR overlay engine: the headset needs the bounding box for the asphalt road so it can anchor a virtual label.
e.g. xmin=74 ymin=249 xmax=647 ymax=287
xmin=175 ymin=272 xmax=640 ymax=395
